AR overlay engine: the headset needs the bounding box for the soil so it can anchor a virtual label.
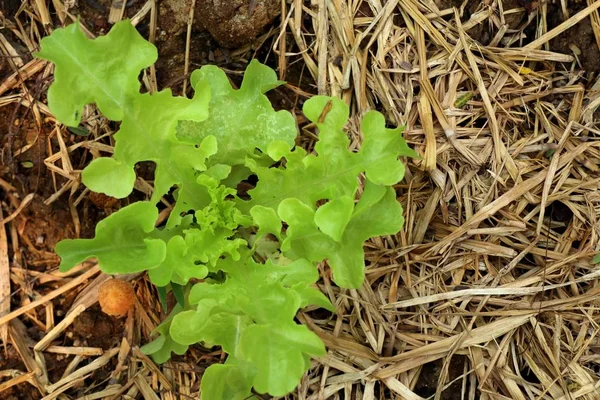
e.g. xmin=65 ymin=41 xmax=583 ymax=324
xmin=548 ymin=2 xmax=600 ymax=75
xmin=0 ymin=345 xmax=37 ymax=400
xmin=196 ymin=0 xmax=281 ymax=48
xmin=70 ymin=307 xmax=125 ymax=349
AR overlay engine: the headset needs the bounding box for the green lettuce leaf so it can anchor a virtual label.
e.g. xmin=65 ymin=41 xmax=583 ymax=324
xmin=171 ymin=254 xmax=329 ymax=396
xmin=56 ymin=202 xmax=165 ymax=274
xmin=241 ymin=96 xmax=417 ymax=213
xmin=200 ymin=360 xmax=257 ymax=400
xmin=148 ymin=236 xmax=208 ymax=287
xmin=35 ymin=20 xmax=157 ymax=126
xmin=83 ymin=87 xmax=213 ymax=199
xmin=240 ymin=322 xmax=325 ymax=396
xmin=176 ymin=60 xmax=297 ymax=167
xmin=141 ymin=305 xmax=189 ymax=363
xmin=279 ymin=181 xmax=405 ymax=288
xmin=171 ymin=301 xmax=252 ymax=358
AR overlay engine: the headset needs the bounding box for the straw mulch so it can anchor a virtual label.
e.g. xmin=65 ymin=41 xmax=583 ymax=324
xmin=1 ymin=0 xmax=600 ymax=399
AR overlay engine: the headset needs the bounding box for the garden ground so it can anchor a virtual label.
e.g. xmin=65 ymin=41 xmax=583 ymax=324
xmin=1 ymin=0 xmax=600 ymax=399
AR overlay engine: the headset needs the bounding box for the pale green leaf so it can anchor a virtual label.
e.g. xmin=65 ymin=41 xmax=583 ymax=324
xmin=55 ymin=202 xmax=165 ymax=274
xmin=35 ymin=20 xmax=157 ymax=126
xmin=250 ymin=206 xmax=282 ymax=241
xmin=83 ymin=87 xmax=212 ymax=200
xmin=294 ymin=286 xmax=335 ymax=311
xmin=176 ymin=60 xmax=297 ymax=167
xmin=200 ymin=362 xmax=257 ymax=400
xmin=314 ymin=196 xmax=354 ymax=242
xmin=141 ymin=305 xmax=189 ymax=363
xmin=148 ymin=236 xmax=208 ymax=287
xmin=169 ymin=305 xmax=214 ymax=345
xmin=195 ymin=312 xmax=253 ymax=357
xmin=242 ymin=96 xmax=416 ymax=213
xmin=239 ymin=283 xmax=301 ymax=324
xmin=278 ymin=199 xmax=333 ymax=262
xmin=279 ymin=181 xmax=404 ymax=288
xmin=241 ymin=323 xmax=325 ymax=396
xmin=81 ymin=158 xmax=135 ymax=199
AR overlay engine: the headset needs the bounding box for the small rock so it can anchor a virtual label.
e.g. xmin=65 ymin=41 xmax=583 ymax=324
xmin=196 ymin=0 xmax=281 ymax=48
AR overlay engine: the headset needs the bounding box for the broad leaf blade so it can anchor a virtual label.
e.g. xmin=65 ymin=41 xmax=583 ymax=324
xmin=242 ymin=96 xmax=416 ymax=214
xmin=36 ymin=20 xmax=157 ymax=125
xmin=83 ymin=87 xmax=213 ymax=200
xmin=141 ymin=305 xmax=189 ymax=363
xmin=279 ymin=182 xmax=405 ymax=288
xmin=177 ymin=60 xmax=297 ymax=167
xmin=148 ymin=236 xmax=208 ymax=287
xmin=55 ymin=202 xmax=166 ymax=274
xmin=200 ymin=362 xmax=257 ymax=400
xmin=241 ymin=323 xmax=325 ymax=396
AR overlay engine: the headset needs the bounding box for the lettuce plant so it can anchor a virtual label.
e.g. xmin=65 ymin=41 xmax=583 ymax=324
xmin=37 ymin=20 xmax=417 ymax=399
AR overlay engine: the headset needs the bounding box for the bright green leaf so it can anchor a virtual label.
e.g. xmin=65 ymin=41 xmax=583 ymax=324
xmin=195 ymin=312 xmax=252 ymax=357
xmin=294 ymin=285 xmax=335 ymax=311
xmin=314 ymin=196 xmax=354 ymax=242
xmin=329 ymin=183 xmax=404 ymax=288
xmin=83 ymin=87 xmax=212 ymax=200
xmin=35 ymin=20 xmax=157 ymax=125
xmin=200 ymin=362 xmax=257 ymax=400
xmin=358 ymin=110 xmax=418 ymax=184
xmin=278 ymin=198 xmax=334 ymax=262
xmin=250 ymin=206 xmax=282 ymax=241
xmin=148 ymin=236 xmax=208 ymax=287
xmin=241 ymin=322 xmax=325 ymax=396
xmin=170 ymin=305 xmax=213 ymax=345
xmin=279 ymin=181 xmax=405 ymax=288
xmin=242 ymin=96 xmax=416 ymax=213
xmin=176 ymin=60 xmax=297 ymax=166
xmin=239 ymin=283 xmax=301 ymax=324
xmin=56 ymin=202 xmax=165 ymax=274
xmin=81 ymin=158 xmax=136 ymax=199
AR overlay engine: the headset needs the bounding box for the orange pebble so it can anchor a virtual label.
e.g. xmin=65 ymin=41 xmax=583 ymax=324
xmin=98 ymin=279 xmax=135 ymax=317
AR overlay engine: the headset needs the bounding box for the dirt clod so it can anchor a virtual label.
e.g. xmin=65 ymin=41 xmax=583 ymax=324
xmin=89 ymin=191 xmax=119 ymax=209
xmin=71 ymin=308 xmax=124 ymax=349
xmin=197 ymin=0 xmax=281 ymax=48
xmin=98 ymin=279 xmax=135 ymax=317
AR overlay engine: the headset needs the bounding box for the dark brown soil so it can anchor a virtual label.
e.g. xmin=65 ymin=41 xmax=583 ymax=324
xmin=196 ymin=0 xmax=280 ymax=48
xmin=0 ymin=345 xmax=38 ymax=400
xmin=69 ymin=307 xmax=125 ymax=349
xmin=414 ymin=356 xmax=475 ymax=399
xmin=548 ymin=2 xmax=600 ymax=76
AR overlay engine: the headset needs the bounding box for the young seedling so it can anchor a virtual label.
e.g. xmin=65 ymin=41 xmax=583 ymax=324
xmin=37 ymin=20 xmax=417 ymax=399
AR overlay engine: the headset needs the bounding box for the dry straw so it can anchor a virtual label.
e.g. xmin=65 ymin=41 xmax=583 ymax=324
xmin=1 ymin=0 xmax=600 ymax=399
